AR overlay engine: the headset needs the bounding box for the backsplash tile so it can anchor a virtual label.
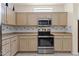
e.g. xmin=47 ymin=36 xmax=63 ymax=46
xmin=2 ymin=25 xmax=16 ymax=34
xmin=65 ymin=26 xmax=72 ymax=33
xmin=2 ymin=25 xmax=72 ymax=34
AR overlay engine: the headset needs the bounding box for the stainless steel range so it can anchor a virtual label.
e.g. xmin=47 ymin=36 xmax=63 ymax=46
xmin=37 ymin=19 xmax=54 ymax=54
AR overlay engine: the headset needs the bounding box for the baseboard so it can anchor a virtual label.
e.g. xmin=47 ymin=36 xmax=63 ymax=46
xmin=18 ymin=51 xmax=37 ymax=53
xmin=14 ymin=51 xmax=19 ymax=56
xmin=54 ymin=51 xmax=71 ymax=53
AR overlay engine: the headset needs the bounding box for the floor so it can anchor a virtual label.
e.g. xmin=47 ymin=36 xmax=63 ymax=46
xmin=15 ymin=53 xmax=74 ymax=56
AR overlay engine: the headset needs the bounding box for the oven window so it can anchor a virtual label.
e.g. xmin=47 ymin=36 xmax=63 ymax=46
xmin=38 ymin=37 xmax=54 ymax=47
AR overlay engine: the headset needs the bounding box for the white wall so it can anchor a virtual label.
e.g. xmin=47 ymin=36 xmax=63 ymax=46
xmin=64 ymin=4 xmax=73 ymax=33
xmin=15 ymin=5 xmax=65 ymax=12
xmin=64 ymin=3 xmax=79 ymax=55
xmin=77 ymin=4 xmax=79 ymax=19
xmin=72 ymin=4 xmax=78 ymax=55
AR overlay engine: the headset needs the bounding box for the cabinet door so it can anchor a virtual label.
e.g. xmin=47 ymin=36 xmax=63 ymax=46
xmin=52 ymin=13 xmax=60 ymax=25
xmin=59 ymin=13 xmax=67 ymax=26
xmin=54 ymin=39 xmax=62 ymax=51
xmin=6 ymin=7 xmax=15 ymax=25
xmin=19 ymin=36 xmax=37 ymax=51
xmin=28 ymin=13 xmax=37 ymax=25
xmin=10 ymin=37 xmax=17 ymax=56
xmin=1 ymin=4 xmax=6 ymax=24
xmin=28 ymin=38 xmax=37 ymax=51
xmin=16 ymin=12 xmax=28 ymax=25
xmin=6 ymin=7 xmax=11 ymax=24
xmin=62 ymin=39 xmax=72 ymax=51
xmin=36 ymin=12 xmax=52 ymax=19
xmin=2 ymin=43 xmax=10 ymax=56
xmin=11 ymin=11 xmax=16 ymax=25
xmin=2 ymin=38 xmax=10 ymax=56
xmin=52 ymin=12 xmax=67 ymax=26
xmin=19 ymin=38 xmax=28 ymax=51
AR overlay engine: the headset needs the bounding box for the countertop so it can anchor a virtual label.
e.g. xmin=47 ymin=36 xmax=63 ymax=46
xmin=2 ymin=32 xmax=72 ymax=40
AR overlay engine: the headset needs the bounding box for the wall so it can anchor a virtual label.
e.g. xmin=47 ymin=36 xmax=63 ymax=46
xmin=64 ymin=3 xmax=79 ymax=55
xmin=64 ymin=3 xmax=73 ymax=33
xmin=72 ymin=4 xmax=78 ymax=55
xmin=78 ymin=4 xmax=79 ymax=19
xmin=15 ymin=5 xmax=65 ymax=12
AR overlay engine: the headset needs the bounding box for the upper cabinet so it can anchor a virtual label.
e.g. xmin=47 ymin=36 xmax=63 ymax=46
xmin=52 ymin=12 xmax=67 ymax=26
xmin=16 ymin=12 xmax=28 ymax=25
xmin=6 ymin=5 xmax=16 ymax=25
xmin=28 ymin=13 xmax=38 ymax=26
xmin=1 ymin=3 xmax=16 ymax=25
xmin=36 ymin=12 xmax=52 ymax=19
xmin=16 ymin=12 xmax=67 ymax=26
xmin=28 ymin=12 xmax=52 ymax=26
xmin=59 ymin=12 xmax=67 ymax=26
xmin=1 ymin=3 xmax=7 ymax=24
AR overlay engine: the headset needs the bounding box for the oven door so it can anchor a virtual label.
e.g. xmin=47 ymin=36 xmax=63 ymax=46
xmin=38 ymin=37 xmax=54 ymax=47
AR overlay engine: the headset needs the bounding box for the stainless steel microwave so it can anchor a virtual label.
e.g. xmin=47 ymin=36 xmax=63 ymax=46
xmin=38 ymin=20 xmax=51 ymax=26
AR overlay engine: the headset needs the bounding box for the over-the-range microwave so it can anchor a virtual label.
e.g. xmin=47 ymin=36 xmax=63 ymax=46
xmin=38 ymin=19 xmax=51 ymax=26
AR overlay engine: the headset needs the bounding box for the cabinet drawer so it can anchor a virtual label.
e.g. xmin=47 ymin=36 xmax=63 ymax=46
xmin=2 ymin=39 xmax=10 ymax=45
xmin=64 ymin=36 xmax=72 ymax=38
xmin=2 ymin=43 xmax=10 ymax=55
xmin=11 ymin=37 xmax=17 ymax=42
xmin=54 ymin=36 xmax=64 ymax=38
xmin=19 ymin=36 xmax=37 ymax=39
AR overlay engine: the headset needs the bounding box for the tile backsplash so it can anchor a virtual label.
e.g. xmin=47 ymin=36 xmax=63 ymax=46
xmin=2 ymin=25 xmax=16 ymax=34
xmin=2 ymin=25 xmax=72 ymax=34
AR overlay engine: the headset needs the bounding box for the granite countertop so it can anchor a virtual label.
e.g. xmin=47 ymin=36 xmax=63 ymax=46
xmin=51 ymin=32 xmax=72 ymax=36
xmin=2 ymin=32 xmax=72 ymax=40
xmin=2 ymin=32 xmax=38 ymax=40
xmin=2 ymin=34 xmax=17 ymax=40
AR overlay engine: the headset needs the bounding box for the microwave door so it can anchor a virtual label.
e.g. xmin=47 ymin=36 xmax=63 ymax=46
xmin=39 ymin=20 xmax=48 ymax=25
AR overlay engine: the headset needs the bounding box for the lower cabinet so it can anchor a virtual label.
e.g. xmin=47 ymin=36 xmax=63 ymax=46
xmin=19 ymin=35 xmax=37 ymax=52
xmin=54 ymin=35 xmax=72 ymax=52
xmin=62 ymin=39 xmax=72 ymax=51
xmin=2 ymin=39 xmax=10 ymax=56
xmin=10 ymin=36 xmax=17 ymax=56
xmin=2 ymin=36 xmax=17 ymax=56
xmin=54 ymin=38 xmax=62 ymax=51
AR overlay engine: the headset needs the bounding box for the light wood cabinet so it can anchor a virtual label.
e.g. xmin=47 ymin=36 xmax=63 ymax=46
xmin=28 ymin=13 xmax=38 ymax=25
xmin=2 ymin=36 xmax=17 ymax=56
xmin=10 ymin=36 xmax=17 ymax=56
xmin=1 ymin=3 xmax=16 ymax=25
xmin=16 ymin=12 xmax=67 ymax=26
xmin=52 ymin=13 xmax=60 ymax=25
xmin=62 ymin=39 xmax=72 ymax=51
xmin=11 ymin=11 xmax=16 ymax=25
xmin=16 ymin=12 xmax=28 ymax=25
xmin=54 ymin=35 xmax=72 ymax=52
xmin=59 ymin=13 xmax=67 ymax=26
xmin=52 ymin=12 xmax=67 ymax=26
xmin=19 ymin=35 xmax=37 ymax=51
xmin=19 ymin=38 xmax=28 ymax=51
xmin=6 ymin=7 xmax=11 ymax=24
xmin=2 ymin=39 xmax=10 ymax=56
xmin=36 ymin=12 xmax=52 ymax=19
xmin=54 ymin=38 xmax=62 ymax=51
xmin=1 ymin=3 xmax=7 ymax=24
xmin=6 ymin=7 xmax=16 ymax=25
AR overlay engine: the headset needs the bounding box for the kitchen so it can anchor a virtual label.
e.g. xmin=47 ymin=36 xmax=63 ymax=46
xmin=1 ymin=3 xmax=79 ymax=56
